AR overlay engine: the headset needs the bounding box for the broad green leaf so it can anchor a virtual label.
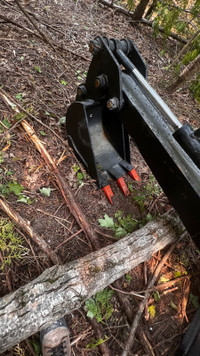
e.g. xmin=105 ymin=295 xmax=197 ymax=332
xmin=99 ymin=214 xmax=115 ymax=229
xmin=39 ymin=130 xmax=46 ymax=136
xmin=39 ymin=187 xmax=51 ymax=197
xmin=7 ymin=181 xmax=24 ymax=196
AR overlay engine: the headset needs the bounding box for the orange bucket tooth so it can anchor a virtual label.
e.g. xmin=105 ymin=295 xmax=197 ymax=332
xmin=116 ymin=177 xmax=130 ymax=196
xmin=128 ymin=169 xmax=140 ymax=182
xmin=102 ymin=185 xmax=114 ymax=204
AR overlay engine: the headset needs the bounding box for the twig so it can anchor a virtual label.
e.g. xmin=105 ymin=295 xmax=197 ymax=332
xmin=140 ymin=329 xmax=155 ymax=356
xmin=37 ymin=208 xmax=71 ymax=224
xmin=121 ymin=239 xmax=180 ymax=356
xmin=14 ymin=226 xmax=42 ymax=274
xmin=0 ymin=87 xmax=68 ymax=147
xmin=135 ymin=275 xmax=190 ymax=294
xmin=55 ymin=229 xmax=83 ymax=250
xmin=0 ymin=198 xmax=61 ymax=265
xmin=0 ymin=13 xmax=38 ymax=36
xmin=0 ymin=89 xmax=101 ymax=251
xmin=14 ymin=0 xmax=75 ymax=68
xmin=88 ymin=314 xmax=113 ymax=355
xmin=109 ymin=284 xmax=145 ymax=299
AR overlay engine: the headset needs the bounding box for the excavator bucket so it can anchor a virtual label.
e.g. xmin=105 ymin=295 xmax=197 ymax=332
xmin=66 ymin=38 xmax=145 ymax=201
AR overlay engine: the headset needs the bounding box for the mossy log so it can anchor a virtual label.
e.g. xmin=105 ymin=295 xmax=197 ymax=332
xmin=0 ymin=216 xmax=179 ymax=352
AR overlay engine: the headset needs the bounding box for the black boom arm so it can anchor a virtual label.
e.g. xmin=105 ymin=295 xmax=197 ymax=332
xmin=66 ymin=36 xmax=200 ymax=246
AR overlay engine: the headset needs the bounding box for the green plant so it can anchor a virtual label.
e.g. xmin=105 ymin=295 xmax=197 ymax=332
xmin=125 ymin=273 xmax=132 ymax=284
xmin=28 ymin=339 xmax=42 ymax=356
xmin=0 ymin=180 xmax=24 ymax=197
xmin=39 ymin=187 xmax=51 ymax=197
xmin=0 ymin=117 xmax=10 ymax=132
xmin=76 ymin=70 xmax=88 ymax=81
xmin=99 ymin=211 xmax=138 ymax=238
xmin=0 ymin=152 xmax=4 ymax=163
xmin=60 ymin=79 xmax=67 ymax=85
xmin=0 ymin=218 xmax=29 ymax=271
xmin=131 ymin=174 xmax=162 ymax=213
xmin=86 ymin=336 xmax=109 ymax=349
xmin=34 ymin=66 xmax=42 ymax=73
xmin=190 ymin=74 xmax=200 ymax=102
xmin=85 ymin=288 xmax=114 ymax=323
xmin=15 ymin=93 xmax=24 ymax=101
xmin=72 ymin=165 xmax=86 ymax=186
xmin=0 ymin=180 xmax=32 ymax=204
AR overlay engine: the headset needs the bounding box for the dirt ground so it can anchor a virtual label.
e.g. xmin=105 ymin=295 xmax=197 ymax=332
xmin=0 ymin=0 xmax=200 ymax=355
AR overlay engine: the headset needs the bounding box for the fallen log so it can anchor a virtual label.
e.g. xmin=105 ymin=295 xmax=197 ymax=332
xmin=0 ymin=216 xmax=180 ymax=352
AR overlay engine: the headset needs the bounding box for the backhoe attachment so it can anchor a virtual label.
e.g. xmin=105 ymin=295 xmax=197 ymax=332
xmin=66 ymin=36 xmax=200 ymax=245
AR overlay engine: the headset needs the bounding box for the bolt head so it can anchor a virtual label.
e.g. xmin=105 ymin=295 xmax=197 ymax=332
xmin=107 ymin=97 xmax=119 ymax=110
xmin=77 ymin=85 xmax=87 ymax=98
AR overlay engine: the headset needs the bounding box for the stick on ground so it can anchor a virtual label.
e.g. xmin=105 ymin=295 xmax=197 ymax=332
xmin=0 ymin=198 xmax=61 ymax=265
xmin=0 ymin=216 xmax=178 ymax=352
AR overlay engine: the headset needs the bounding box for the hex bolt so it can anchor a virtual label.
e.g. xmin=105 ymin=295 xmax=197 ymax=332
xmin=77 ymin=85 xmax=87 ymax=98
xmin=89 ymin=40 xmax=101 ymax=56
xmin=95 ymin=74 xmax=107 ymax=89
xmin=107 ymin=97 xmax=119 ymax=110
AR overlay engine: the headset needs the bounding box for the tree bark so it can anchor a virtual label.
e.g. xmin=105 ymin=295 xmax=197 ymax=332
xmin=98 ymin=0 xmax=187 ymax=43
xmin=132 ymin=0 xmax=151 ymax=20
xmin=170 ymin=30 xmax=200 ymax=68
xmin=169 ymin=54 xmax=200 ymax=91
xmin=0 ymin=216 xmax=179 ymax=352
xmin=145 ymin=0 xmax=159 ymax=19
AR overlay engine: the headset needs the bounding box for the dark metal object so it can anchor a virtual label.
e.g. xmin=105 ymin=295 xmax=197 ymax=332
xmin=66 ymin=36 xmax=200 ymax=244
xmin=176 ymin=307 xmax=200 ymax=356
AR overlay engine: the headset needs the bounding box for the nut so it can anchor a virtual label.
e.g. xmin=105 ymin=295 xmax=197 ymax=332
xmin=107 ymin=97 xmax=119 ymax=110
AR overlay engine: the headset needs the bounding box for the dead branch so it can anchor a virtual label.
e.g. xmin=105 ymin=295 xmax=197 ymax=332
xmin=122 ymin=238 xmax=182 ymax=356
xmin=169 ymin=54 xmax=200 ymax=91
xmin=170 ymin=30 xmax=200 ymax=68
xmin=0 ymin=89 xmax=101 ymax=251
xmin=0 ymin=198 xmax=61 ymax=266
xmin=98 ymin=0 xmax=187 ymax=44
xmin=0 ymin=13 xmax=38 ymax=36
xmin=0 ymin=216 xmax=179 ymax=352
xmin=89 ymin=316 xmax=113 ymax=355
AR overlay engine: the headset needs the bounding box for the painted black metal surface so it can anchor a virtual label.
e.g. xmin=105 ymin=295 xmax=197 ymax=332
xmin=176 ymin=307 xmax=200 ymax=356
xmin=66 ymin=37 xmax=146 ymax=189
xmin=66 ymin=36 xmax=200 ymax=244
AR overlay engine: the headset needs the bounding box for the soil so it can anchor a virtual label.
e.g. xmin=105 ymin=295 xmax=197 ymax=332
xmin=0 ymin=1 xmax=200 ymax=355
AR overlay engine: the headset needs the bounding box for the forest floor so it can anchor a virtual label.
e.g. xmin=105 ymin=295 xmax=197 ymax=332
xmin=0 ymin=0 xmax=200 ymax=355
